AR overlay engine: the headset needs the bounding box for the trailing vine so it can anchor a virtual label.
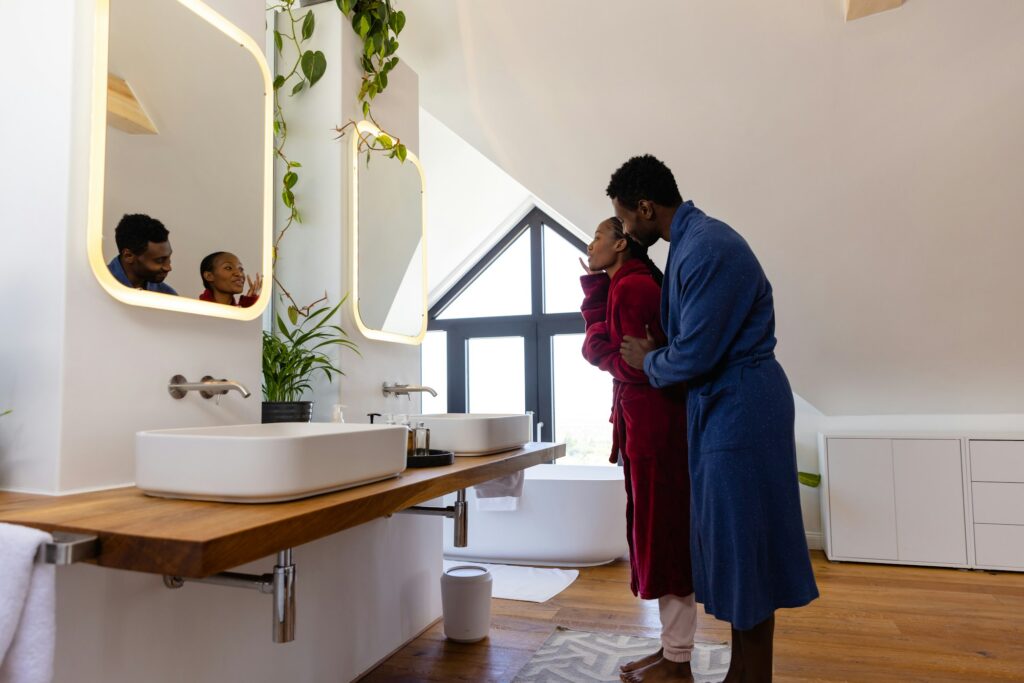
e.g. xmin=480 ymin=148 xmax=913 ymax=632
xmin=268 ymin=0 xmax=327 ymax=322
xmin=333 ymin=0 xmax=408 ymax=165
xmin=266 ymin=0 xmax=407 ymax=323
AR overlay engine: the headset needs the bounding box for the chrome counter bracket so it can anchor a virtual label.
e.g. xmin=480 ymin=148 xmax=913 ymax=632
xmin=36 ymin=532 xmax=100 ymax=565
xmin=396 ymin=488 xmax=468 ymax=547
xmin=163 ymin=549 xmax=296 ymax=643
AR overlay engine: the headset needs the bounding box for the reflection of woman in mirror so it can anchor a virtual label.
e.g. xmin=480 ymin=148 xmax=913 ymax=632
xmin=198 ymin=251 xmax=261 ymax=307
xmin=580 ymin=217 xmax=696 ymax=682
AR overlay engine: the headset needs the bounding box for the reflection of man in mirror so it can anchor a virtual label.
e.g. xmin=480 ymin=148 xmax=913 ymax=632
xmin=198 ymin=252 xmax=261 ymax=307
xmin=107 ymin=214 xmax=177 ymax=295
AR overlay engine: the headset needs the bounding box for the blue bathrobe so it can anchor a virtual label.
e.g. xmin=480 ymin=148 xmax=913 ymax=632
xmin=643 ymin=201 xmax=819 ymax=630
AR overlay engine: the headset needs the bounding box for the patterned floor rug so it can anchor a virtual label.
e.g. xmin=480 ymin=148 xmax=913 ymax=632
xmin=512 ymin=627 xmax=730 ymax=682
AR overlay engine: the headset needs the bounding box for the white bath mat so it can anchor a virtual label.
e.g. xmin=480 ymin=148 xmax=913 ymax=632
xmin=512 ymin=627 xmax=730 ymax=682
xmin=442 ymin=560 xmax=579 ymax=603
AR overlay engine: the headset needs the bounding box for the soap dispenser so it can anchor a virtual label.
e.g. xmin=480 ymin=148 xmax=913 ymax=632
xmin=413 ymin=421 xmax=430 ymax=456
xmin=396 ymin=414 xmax=415 ymax=457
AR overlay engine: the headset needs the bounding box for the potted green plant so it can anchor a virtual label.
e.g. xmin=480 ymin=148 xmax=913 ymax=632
xmin=798 ymin=472 xmax=821 ymax=487
xmin=262 ymin=299 xmax=359 ymax=423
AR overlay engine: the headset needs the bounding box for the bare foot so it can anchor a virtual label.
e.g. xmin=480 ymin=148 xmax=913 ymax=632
xmin=620 ymin=657 xmax=692 ymax=682
xmin=620 ymin=648 xmax=663 ymax=673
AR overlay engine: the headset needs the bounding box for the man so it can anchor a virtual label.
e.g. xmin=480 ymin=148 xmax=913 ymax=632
xmin=107 ymin=213 xmax=177 ymax=295
xmin=612 ymin=155 xmax=818 ymax=683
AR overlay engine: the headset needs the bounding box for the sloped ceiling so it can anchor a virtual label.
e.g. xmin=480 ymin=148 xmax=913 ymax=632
xmin=401 ymin=0 xmax=1024 ymax=415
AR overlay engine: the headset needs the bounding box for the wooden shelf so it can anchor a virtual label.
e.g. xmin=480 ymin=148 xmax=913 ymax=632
xmin=844 ymin=0 xmax=903 ymax=21
xmin=107 ymin=75 xmax=158 ymax=135
xmin=0 ymin=442 xmax=564 ymax=578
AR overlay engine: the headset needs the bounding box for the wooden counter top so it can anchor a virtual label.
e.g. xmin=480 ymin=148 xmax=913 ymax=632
xmin=0 ymin=442 xmax=564 ymax=578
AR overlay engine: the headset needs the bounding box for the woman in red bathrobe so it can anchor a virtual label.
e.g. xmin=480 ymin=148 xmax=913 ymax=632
xmin=581 ymin=217 xmax=696 ymax=683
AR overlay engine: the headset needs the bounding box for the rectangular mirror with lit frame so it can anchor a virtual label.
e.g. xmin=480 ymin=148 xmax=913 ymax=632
xmin=349 ymin=120 xmax=428 ymax=345
xmin=87 ymin=0 xmax=273 ymax=320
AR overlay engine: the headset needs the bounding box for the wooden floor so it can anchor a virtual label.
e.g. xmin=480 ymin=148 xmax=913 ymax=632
xmin=362 ymin=552 xmax=1024 ymax=682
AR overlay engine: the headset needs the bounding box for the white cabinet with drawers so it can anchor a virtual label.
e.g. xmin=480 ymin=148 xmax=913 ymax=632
xmin=970 ymin=440 xmax=1024 ymax=570
xmin=821 ymin=434 xmax=1024 ymax=571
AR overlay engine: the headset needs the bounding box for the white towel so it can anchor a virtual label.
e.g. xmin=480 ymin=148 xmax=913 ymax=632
xmin=0 ymin=523 xmax=55 ymax=683
xmin=473 ymin=472 xmax=524 ymax=511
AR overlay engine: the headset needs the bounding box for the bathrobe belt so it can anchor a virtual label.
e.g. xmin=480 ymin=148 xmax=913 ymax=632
xmin=692 ymin=350 xmax=777 ymax=389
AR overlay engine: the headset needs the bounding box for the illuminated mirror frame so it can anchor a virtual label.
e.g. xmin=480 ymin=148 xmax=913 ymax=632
xmin=87 ymin=0 xmax=273 ymax=320
xmin=349 ymin=120 xmax=428 ymax=345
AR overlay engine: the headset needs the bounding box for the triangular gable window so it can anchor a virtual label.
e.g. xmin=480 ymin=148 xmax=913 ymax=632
xmin=437 ymin=229 xmax=532 ymax=320
xmin=422 ymin=208 xmax=615 ymax=465
xmin=431 ymin=209 xmax=591 ymax=319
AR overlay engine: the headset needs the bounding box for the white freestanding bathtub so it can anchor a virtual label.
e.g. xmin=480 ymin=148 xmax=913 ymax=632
xmin=442 ymin=464 xmax=629 ymax=567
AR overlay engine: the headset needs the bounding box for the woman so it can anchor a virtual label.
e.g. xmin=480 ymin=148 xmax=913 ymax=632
xmin=198 ymin=251 xmax=262 ymax=307
xmin=580 ymin=217 xmax=695 ymax=683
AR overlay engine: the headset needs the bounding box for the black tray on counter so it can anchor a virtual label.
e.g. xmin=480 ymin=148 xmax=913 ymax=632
xmin=406 ymin=449 xmax=455 ymax=468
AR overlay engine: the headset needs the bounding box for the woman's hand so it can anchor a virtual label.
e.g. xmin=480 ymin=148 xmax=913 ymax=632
xmin=246 ymin=273 xmax=263 ymax=299
xmin=579 ymin=256 xmax=600 ymax=275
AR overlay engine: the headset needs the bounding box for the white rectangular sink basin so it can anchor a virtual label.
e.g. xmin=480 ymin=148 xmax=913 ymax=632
xmin=136 ymin=423 xmax=407 ymax=503
xmin=412 ymin=414 xmax=531 ymax=456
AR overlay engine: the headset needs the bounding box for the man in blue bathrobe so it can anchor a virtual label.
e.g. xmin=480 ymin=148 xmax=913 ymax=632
xmin=613 ymin=155 xmax=818 ymax=683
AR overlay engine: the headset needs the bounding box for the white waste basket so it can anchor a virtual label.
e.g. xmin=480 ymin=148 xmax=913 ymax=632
xmin=441 ymin=565 xmax=492 ymax=642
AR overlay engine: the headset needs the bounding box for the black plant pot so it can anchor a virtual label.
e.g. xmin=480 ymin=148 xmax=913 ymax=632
xmin=262 ymin=401 xmax=313 ymax=424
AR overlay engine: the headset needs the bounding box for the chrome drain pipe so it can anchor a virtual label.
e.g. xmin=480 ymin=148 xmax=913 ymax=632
xmin=273 ymin=549 xmax=296 ymax=643
xmin=163 ymin=548 xmax=297 ymax=643
xmin=398 ymin=488 xmax=469 ymax=547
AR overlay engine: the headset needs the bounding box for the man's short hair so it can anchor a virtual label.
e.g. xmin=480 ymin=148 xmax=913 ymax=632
xmin=114 ymin=214 xmax=169 ymax=255
xmin=606 ymin=155 xmax=683 ymax=210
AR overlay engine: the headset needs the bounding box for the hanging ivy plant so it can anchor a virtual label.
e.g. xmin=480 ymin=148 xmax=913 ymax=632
xmin=333 ymin=0 xmax=409 ymax=164
xmin=268 ymin=0 xmax=328 ymax=321
xmin=266 ymin=0 xmax=408 ymax=322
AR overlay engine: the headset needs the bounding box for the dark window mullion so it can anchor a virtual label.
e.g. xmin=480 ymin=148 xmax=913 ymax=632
xmin=446 ymin=331 xmax=467 ymax=413
xmin=524 ymin=324 xmax=540 ymax=432
xmin=429 ymin=315 xmax=534 ymax=332
xmin=535 ymin=325 xmax=553 ymax=442
xmin=542 ymin=216 xmax=589 ymax=252
xmin=435 ymin=320 xmax=535 ymax=338
xmin=536 ymin=318 xmax=585 ymax=443
xmin=530 ymin=220 xmax=544 ymax=316
xmin=430 ymin=312 xmax=582 ymax=332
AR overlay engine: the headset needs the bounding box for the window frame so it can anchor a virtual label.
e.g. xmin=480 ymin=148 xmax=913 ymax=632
xmin=427 ymin=207 xmax=589 ymax=442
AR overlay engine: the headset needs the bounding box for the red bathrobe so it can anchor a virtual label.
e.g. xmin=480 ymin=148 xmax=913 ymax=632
xmin=198 ymin=289 xmax=258 ymax=307
xmin=580 ymin=259 xmax=693 ymax=600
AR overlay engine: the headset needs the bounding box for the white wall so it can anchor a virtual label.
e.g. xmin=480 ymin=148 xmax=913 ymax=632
xmin=403 ymin=0 xmax=1024 ymax=416
xmin=54 ymin=516 xmax=440 ymax=683
xmin=822 ymin=413 xmax=1024 ymax=434
xmin=794 ymin=394 xmax=825 ymax=545
xmin=0 ymin=0 xmax=74 ymax=492
xmin=419 ymin=109 xmax=531 ymax=300
xmin=0 ymin=0 xmax=264 ymax=495
xmin=2 ymin=2 xmax=442 ymax=681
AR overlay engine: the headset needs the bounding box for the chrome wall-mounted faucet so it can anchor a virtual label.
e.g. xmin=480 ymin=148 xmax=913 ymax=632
xmin=382 ymin=382 xmax=437 ymax=398
xmin=168 ymin=375 xmax=252 ymax=400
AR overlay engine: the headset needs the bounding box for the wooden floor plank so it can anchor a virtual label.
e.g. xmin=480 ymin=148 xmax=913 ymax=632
xmin=362 ymin=552 xmax=1024 ymax=682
